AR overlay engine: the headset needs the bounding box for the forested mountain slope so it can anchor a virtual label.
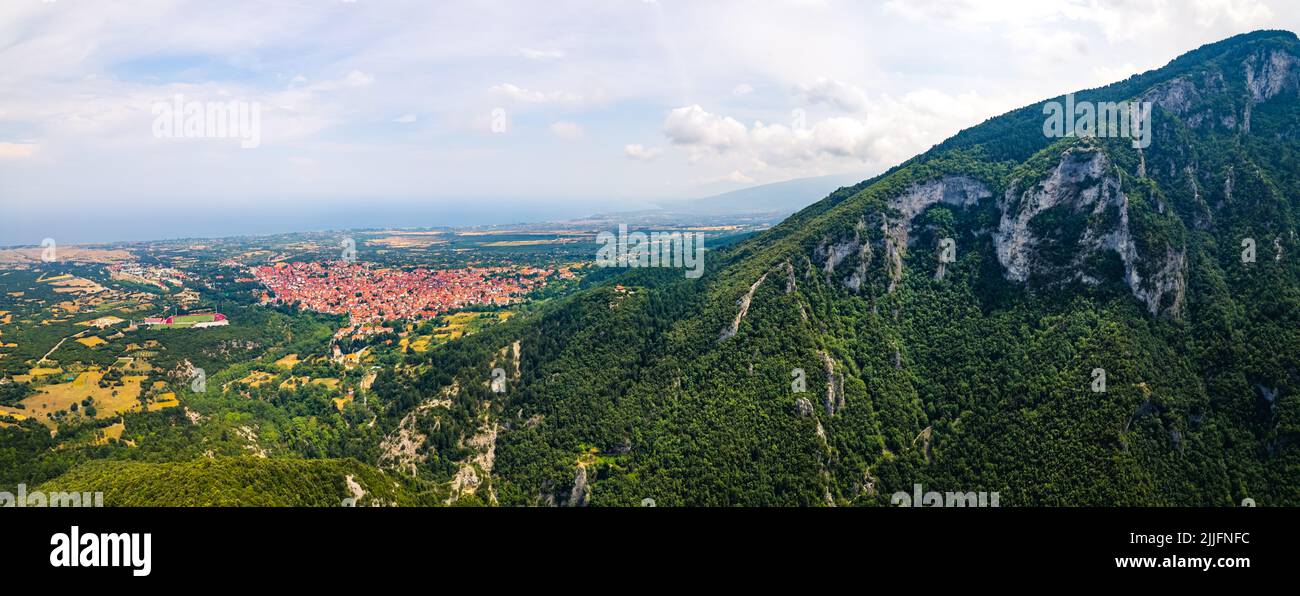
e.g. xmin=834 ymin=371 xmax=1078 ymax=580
xmin=40 ymin=457 xmax=439 ymax=506
xmin=371 ymin=30 xmax=1298 ymax=506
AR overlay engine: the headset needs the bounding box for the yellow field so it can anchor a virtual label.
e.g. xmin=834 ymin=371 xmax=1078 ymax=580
xmin=95 ymin=421 xmax=126 ymax=445
xmin=29 ymin=367 xmax=63 ymax=377
xmin=76 ymin=336 xmax=107 ymax=348
xmin=114 ymin=358 xmax=153 ymax=373
xmin=18 ymin=369 xmax=148 ymax=424
xmin=368 ymin=235 xmax=447 ymax=248
xmin=149 ymin=392 xmax=180 ymax=411
xmin=481 ymin=239 xmax=571 ymax=247
xmin=235 ymin=371 xmax=276 ymax=388
xmin=0 ymin=246 xmax=132 ymax=265
xmin=45 ymin=276 xmax=106 ymax=294
xmin=275 ymin=354 xmax=301 ymax=369
xmin=280 ymin=376 xmax=341 ymax=390
xmin=79 ymin=316 xmax=126 ymax=328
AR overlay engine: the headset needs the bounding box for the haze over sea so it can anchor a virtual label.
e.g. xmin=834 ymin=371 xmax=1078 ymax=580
xmin=1 ymin=197 xmax=652 ymax=246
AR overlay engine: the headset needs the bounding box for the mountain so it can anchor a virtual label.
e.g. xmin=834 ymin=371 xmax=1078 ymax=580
xmin=658 ymin=174 xmax=868 ymax=216
xmin=378 ymin=29 xmax=1296 ymax=506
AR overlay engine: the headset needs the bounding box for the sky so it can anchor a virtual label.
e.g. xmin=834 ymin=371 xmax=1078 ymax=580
xmin=0 ymin=0 xmax=1295 ymax=244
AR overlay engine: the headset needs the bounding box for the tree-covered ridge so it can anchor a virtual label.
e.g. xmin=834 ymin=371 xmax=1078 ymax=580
xmin=38 ymin=456 xmax=440 ymax=506
xmin=386 ymin=29 xmax=1297 ymax=505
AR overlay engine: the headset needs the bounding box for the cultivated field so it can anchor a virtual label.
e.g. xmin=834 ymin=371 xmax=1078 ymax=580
xmin=1 ymin=368 xmax=148 ymax=425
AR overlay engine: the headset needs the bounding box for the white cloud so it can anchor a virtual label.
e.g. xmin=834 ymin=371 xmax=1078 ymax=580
xmin=518 ymin=47 xmax=565 ymax=60
xmin=489 ymin=83 xmax=585 ymax=106
xmin=302 ymin=70 xmax=374 ymax=93
xmin=883 ymin=0 xmax=1275 ymax=44
xmin=549 ymin=121 xmax=584 ymax=140
xmin=0 ymin=142 xmax=37 ymax=159
xmin=726 ymin=170 xmax=755 ymax=184
xmin=795 ymin=77 xmax=868 ymax=112
xmin=393 ymin=113 xmax=418 ymax=123
xmin=659 ymin=87 xmax=1026 ymax=183
xmin=343 ymin=70 xmax=374 ymax=88
xmin=1191 ymin=0 xmax=1274 ymax=27
xmin=624 ymin=144 xmax=662 ymax=161
xmin=663 ymin=105 xmax=747 ymax=151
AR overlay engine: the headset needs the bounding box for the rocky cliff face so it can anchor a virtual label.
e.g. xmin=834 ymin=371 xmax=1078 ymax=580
xmin=996 ymin=146 xmax=1186 ymax=316
xmin=883 ymin=176 xmax=992 ymax=291
xmin=1245 ymin=47 xmax=1300 ymax=104
xmin=814 ymin=176 xmax=992 ymax=293
xmin=810 ymin=150 xmax=1187 ymax=316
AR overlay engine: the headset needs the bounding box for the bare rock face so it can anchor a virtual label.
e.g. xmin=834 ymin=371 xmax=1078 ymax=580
xmin=718 ymin=270 xmax=771 ymax=341
xmin=1142 ymin=76 xmax=1203 ymax=117
xmin=882 ymin=176 xmax=991 ymax=289
xmin=995 ymin=147 xmax=1186 ymax=316
xmin=820 ymin=350 xmax=844 ymax=416
xmin=884 ymin=176 xmax=992 ymax=254
xmin=1245 ymin=48 xmax=1300 ymax=104
xmin=814 ymin=176 xmax=991 ymax=293
xmin=805 ymin=149 xmax=1188 ymax=316
xmin=996 ymin=148 xmax=1118 ymax=282
xmin=567 ymin=465 xmax=589 ymax=507
xmin=1134 ymin=49 xmax=1298 ymax=133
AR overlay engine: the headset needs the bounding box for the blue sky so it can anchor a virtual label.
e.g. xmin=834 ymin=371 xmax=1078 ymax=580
xmin=1 ymin=0 xmax=1294 ymax=243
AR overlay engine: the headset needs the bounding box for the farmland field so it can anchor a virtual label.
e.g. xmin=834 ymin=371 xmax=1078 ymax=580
xmin=3 ymin=368 xmax=147 ymax=424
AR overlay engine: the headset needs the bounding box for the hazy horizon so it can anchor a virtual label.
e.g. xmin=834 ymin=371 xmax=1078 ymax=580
xmin=0 ymin=195 xmax=657 ymax=246
xmin=6 ymin=1 xmax=1299 ymax=245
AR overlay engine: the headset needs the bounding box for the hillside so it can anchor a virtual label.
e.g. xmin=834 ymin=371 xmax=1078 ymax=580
xmin=362 ymin=30 xmax=1300 ymax=506
xmin=39 ymin=457 xmax=440 ymax=506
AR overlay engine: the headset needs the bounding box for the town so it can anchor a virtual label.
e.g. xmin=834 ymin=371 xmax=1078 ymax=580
xmin=251 ymin=261 xmax=558 ymax=325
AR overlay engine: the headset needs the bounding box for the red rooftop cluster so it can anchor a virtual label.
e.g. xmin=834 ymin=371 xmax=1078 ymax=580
xmin=251 ymin=261 xmax=551 ymax=324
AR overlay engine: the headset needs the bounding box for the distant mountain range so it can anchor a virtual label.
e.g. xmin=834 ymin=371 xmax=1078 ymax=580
xmin=657 ymin=174 xmax=868 ymax=216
